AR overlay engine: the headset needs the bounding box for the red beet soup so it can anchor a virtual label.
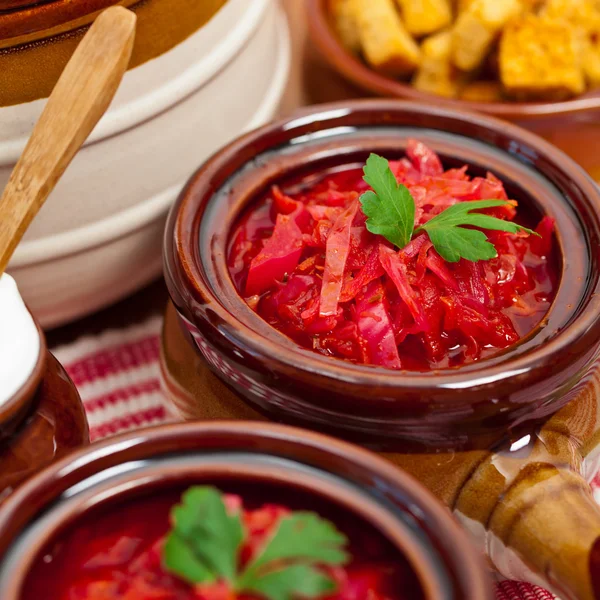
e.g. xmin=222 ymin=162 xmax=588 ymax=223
xmin=228 ymin=140 xmax=557 ymax=371
xmin=22 ymin=484 xmax=423 ymax=600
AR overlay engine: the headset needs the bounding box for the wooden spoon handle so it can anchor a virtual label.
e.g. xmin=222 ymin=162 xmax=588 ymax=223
xmin=0 ymin=6 xmax=136 ymax=275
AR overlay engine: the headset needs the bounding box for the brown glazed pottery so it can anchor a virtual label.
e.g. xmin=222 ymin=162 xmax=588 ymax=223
xmin=0 ymin=421 xmax=492 ymax=600
xmin=161 ymin=100 xmax=600 ymax=599
xmin=306 ymin=0 xmax=600 ymax=181
xmin=160 ymin=303 xmax=600 ymax=600
xmin=163 ymin=99 xmax=600 ymax=450
xmin=0 ymin=317 xmax=88 ymax=502
xmin=0 ymin=0 xmax=226 ymax=105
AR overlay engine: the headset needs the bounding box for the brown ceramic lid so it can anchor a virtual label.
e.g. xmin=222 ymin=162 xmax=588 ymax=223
xmin=0 ymin=1 xmax=47 ymax=10
xmin=0 ymin=0 xmax=136 ymax=44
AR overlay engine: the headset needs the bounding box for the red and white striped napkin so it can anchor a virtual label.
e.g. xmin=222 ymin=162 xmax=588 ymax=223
xmin=54 ymin=316 xmax=585 ymax=600
xmin=53 ymin=316 xmax=172 ymax=441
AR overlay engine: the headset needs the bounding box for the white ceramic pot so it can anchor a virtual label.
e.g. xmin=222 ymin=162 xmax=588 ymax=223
xmin=2 ymin=0 xmax=290 ymax=328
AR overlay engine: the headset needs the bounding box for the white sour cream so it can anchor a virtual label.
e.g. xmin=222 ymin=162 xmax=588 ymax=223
xmin=0 ymin=275 xmax=40 ymax=405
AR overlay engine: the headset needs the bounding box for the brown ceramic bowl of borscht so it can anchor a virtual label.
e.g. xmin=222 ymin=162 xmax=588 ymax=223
xmin=0 ymin=421 xmax=492 ymax=600
xmin=162 ymin=99 xmax=600 ymax=450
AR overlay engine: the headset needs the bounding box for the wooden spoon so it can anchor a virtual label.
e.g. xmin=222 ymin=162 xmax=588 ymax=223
xmin=0 ymin=6 xmax=137 ymax=275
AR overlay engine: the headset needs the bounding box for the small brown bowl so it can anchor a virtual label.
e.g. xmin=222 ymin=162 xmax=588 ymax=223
xmin=163 ymin=100 xmax=600 ymax=450
xmin=0 ymin=421 xmax=492 ymax=600
xmin=306 ymin=0 xmax=600 ymax=180
xmin=0 ymin=311 xmax=88 ymax=501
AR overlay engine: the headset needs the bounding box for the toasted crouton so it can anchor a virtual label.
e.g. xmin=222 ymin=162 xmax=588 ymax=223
xmin=582 ymin=24 xmax=600 ymax=85
xmin=456 ymin=0 xmax=476 ymax=13
xmin=583 ymin=40 xmax=600 ymax=86
xmin=350 ymin=0 xmax=421 ymax=75
xmin=543 ymin=0 xmax=600 ymax=73
xmin=458 ymin=0 xmax=538 ymax=13
xmin=421 ymin=28 xmax=453 ymax=58
xmin=395 ymin=0 xmax=452 ymax=37
xmin=500 ymin=14 xmax=585 ymax=100
xmin=459 ymin=81 xmax=504 ymax=101
xmin=451 ymin=0 xmax=523 ymax=72
xmin=413 ymin=30 xmax=463 ymax=97
xmin=519 ymin=0 xmax=546 ymax=11
xmin=329 ymin=0 xmax=361 ymax=53
xmin=543 ymin=0 xmax=599 ymax=31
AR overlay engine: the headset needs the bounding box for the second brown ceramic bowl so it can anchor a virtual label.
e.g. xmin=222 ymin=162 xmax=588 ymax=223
xmin=0 ymin=421 xmax=492 ymax=600
xmin=306 ymin=0 xmax=600 ymax=181
xmin=0 ymin=313 xmax=88 ymax=501
xmin=164 ymin=100 xmax=600 ymax=449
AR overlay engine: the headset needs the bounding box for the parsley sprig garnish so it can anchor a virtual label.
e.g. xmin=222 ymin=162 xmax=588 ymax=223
xmin=359 ymin=153 xmax=538 ymax=262
xmin=163 ymin=486 xmax=349 ymax=600
xmin=360 ymin=154 xmax=415 ymax=249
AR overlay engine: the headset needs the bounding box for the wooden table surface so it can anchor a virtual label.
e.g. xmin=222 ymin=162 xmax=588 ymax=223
xmin=47 ymin=0 xmax=364 ymax=348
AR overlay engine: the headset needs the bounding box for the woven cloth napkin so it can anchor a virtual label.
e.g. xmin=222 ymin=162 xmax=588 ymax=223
xmin=54 ymin=315 xmax=597 ymax=600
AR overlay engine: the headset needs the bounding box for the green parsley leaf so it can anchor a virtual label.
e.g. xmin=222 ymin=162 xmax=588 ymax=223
xmin=239 ymin=512 xmax=349 ymax=579
xmin=238 ymin=512 xmax=348 ymax=599
xmin=416 ymin=199 xmax=538 ymax=263
xmin=242 ymin=564 xmax=338 ymax=600
xmin=358 ymin=154 xmax=539 ymax=263
xmin=163 ymin=531 xmax=215 ymax=583
xmin=360 ymin=153 xmax=415 ymax=249
xmin=163 ymin=487 xmax=350 ymax=600
xmin=163 ymin=486 xmax=244 ymax=585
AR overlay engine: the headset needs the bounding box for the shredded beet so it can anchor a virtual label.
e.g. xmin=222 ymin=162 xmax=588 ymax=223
xmin=26 ymin=494 xmax=417 ymax=600
xmin=228 ymin=140 xmax=557 ymax=371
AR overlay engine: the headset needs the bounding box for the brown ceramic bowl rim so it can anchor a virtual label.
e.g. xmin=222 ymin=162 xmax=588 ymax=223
xmin=0 ymin=316 xmax=46 ymax=439
xmin=305 ymin=0 xmax=600 ymax=120
xmin=0 ymin=420 xmax=492 ymax=600
xmin=168 ymin=99 xmax=600 ymax=395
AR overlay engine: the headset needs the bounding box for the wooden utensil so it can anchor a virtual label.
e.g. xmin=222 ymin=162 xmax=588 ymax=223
xmin=0 ymin=6 xmax=136 ymax=275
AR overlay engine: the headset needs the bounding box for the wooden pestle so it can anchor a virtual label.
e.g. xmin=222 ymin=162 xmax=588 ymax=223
xmin=160 ymin=300 xmax=600 ymax=600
